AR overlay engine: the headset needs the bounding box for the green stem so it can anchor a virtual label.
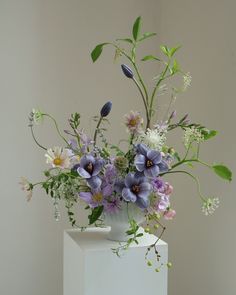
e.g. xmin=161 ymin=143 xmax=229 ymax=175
xmin=149 ymin=61 xmax=170 ymax=122
xmin=43 ymin=114 xmax=69 ymax=146
xmin=162 ymin=170 xmax=205 ymax=201
xmin=93 ymin=116 xmax=103 ymax=146
xmin=172 ymin=158 xmax=212 ymax=170
xmin=132 ymin=77 xmax=150 ymax=127
xmin=30 ymin=126 xmax=47 ymax=150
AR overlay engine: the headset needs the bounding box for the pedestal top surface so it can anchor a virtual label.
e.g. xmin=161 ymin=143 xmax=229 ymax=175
xmin=65 ymin=227 xmax=167 ymax=251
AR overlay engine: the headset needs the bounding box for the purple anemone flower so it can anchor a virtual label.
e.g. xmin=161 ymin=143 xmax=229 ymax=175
xmin=78 ymin=155 xmax=104 ymax=189
xmin=79 ymin=187 xmax=109 ymax=208
xmin=135 ymin=143 xmax=169 ymax=177
xmin=122 ymin=173 xmax=152 ymax=209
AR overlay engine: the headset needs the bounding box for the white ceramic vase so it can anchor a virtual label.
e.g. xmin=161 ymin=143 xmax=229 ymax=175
xmin=104 ymin=202 xmax=145 ymax=242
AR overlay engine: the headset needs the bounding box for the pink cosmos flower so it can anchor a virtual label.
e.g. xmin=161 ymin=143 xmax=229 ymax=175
xmin=164 ymin=209 xmax=176 ymax=220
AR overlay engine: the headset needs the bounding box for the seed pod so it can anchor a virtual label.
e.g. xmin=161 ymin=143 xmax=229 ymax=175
xmin=114 ymin=156 xmax=128 ymax=171
xmin=100 ymin=101 xmax=112 ymax=117
xmin=121 ymin=64 xmax=134 ymax=79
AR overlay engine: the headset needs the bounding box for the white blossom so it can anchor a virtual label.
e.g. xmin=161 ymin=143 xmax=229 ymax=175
xmin=202 ymin=197 xmax=220 ymax=215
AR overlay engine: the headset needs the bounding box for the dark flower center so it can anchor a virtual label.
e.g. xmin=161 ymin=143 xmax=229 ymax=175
xmin=146 ymin=159 xmax=153 ymax=168
xmin=132 ymin=184 xmax=140 ymax=194
xmin=85 ymin=162 xmax=93 ymax=174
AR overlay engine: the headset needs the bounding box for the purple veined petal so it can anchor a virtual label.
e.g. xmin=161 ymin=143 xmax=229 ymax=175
xmin=147 ymin=150 xmax=162 ymax=164
xmin=78 ymin=167 xmax=91 ymax=179
xmin=124 ymin=173 xmax=135 ymax=187
xmin=102 ymin=184 xmax=113 ymax=197
xmin=114 ymin=179 xmax=125 ymax=193
xmin=134 ymin=171 xmax=145 ymax=179
xmin=92 ymin=159 xmax=104 ymax=176
xmin=87 ymin=176 xmax=102 ymax=189
xmin=144 ymin=165 xmax=159 ymax=178
xmin=122 ymin=188 xmax=137 ymax=203
xmin=136 ymin=196 xmax=150 ymax=209
xmin=136 ymin=143 xmax=148 ymax=156
xmin=138 ymin=182 xmax=152 ymax=198
xmin=134 ymin=154 xmax=146 ymax=172
xmin=80 ymin=155 xmax=95 ymax=168
xmin=79 ymin=192 xmax=92 ymax=203
xmin=158 ymin=160 xmax=169 ymax=173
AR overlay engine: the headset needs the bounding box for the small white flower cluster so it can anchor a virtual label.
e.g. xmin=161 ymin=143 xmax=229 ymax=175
xmin=139 ymin=126 xmax=167 ymax=151
xmin=183 ymin=72 xmax=192 ymax=91
xmin=202 ymin=197 xmax=220 ymax=216
xmin=183 ymin=126 xmax=204 ymax=148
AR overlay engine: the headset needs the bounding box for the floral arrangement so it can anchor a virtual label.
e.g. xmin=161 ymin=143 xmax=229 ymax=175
xmin=20 ymin=17 xmax=232 ymax=271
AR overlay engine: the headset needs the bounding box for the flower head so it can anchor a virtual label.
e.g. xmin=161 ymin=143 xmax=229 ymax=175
xmin=125 ymin=111 xmax=143 ymax=134
xmin=45 ymin=147 xmax=71 ymax=169
xmin=135 ymin=144 xmax=169 ymax=178
xmin=79 ymin=187 xmax=108 ymax=208
xmin=122 ymin=173 xmax=152 ymax=209
xmin=183 ymin=72 xmax=192 ymax=91
xmin=19 ymin=177 xmax=33 ymax=202
xmin=183 ymin=126 xmax=204 ymax=148
xmin=78 ymin=154 xmax=104 ymax=189
xmin=164 ymin=209 xmax=176 ymax=220
xmin=202 ymin=197 xmax=220 ymax=215
xmin=139 ymin=128 xmax=166 ymax=150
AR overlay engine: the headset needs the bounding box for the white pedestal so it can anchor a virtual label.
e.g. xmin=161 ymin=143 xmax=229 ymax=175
xmin=64 ymin=227 xmax=168 ymax=295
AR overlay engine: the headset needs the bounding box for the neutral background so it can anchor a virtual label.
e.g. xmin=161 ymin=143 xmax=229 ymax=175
xmin=0 ymin=1 xmax=235 ymax=295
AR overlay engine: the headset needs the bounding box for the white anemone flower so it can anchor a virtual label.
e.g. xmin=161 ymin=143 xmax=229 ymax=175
xmin=45 ymin=147 xmax=71 ymax=169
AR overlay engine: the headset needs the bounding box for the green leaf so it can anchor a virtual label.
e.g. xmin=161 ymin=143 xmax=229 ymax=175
xmin=88 ymin=206 xmax=104 ymax=224
xmin=138 ymin=32 xmax=156 ymax=42
xmin=212 ymin=164 xmax=232 ymax=182
xmin=116 ymin=38 xmax=133 ymax=44
xmin=169 ymin=45 xmax=181 ymax=57
xmin=141 ymin=55 xmax=160 ymax=61
xmin=132 ymin=16 xmax=142 ymax=41
xmin=202 ymin=129 xmax=218 ymax=140
xmin=91 ymin=43 xmax=108 ymax=62
xmin=160 ymin=45 xmax=169 ymax=56
xmin=171 ymin=59 xmax=180 ymax=74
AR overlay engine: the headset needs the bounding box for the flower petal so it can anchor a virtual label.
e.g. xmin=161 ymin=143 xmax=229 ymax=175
xmin=158 ymin=160 xmax=169 ymax=173
xmin=87 ymin=176 xmax=102 ymax=189
xmin=136 ymin=196 xmax=150 ymax=209
xmin=78 ymin=167 xmax=91 ymax=179
xmin=124 ymin=173 xmax=135 ymax=187
xmin=114 ymin=179 xmax=125 ymax=193
xmin=144 ymin=165 xmax=159 ymax=178
xmin=136 ymin=143 xmax=148 ymax=155
xmin=134 ymin=154 xmax=146 ymax=172
xmin=139 ymin=182 xmax=152 ymax=198
xmin=147 ymin=150 xmax=162 ymax=164
xmin=122 ymin=188 xmax=137 ymax=202
xmin=80 ymin=155 xmax=95 ymax=168
xmin=92 ymin=158 xmax=104 ymax=176
xmin=79 ymin=192 xmax=92 ymax=203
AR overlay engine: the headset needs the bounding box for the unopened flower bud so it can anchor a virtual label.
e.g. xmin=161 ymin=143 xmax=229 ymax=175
xmin=114 ymin=156 xmax=128 ymax=171
xmin=167 ymin=262 xmax=172 ymax=268
xmin=168 ymin=147 xmax=175 ymax=155
xmin=147 ymin=261 xmax=152 ymax=266
xmin=100 ymin=101 xmax=112 ymax=117
xmin=121 ymin=64 xmax=134 ymax=79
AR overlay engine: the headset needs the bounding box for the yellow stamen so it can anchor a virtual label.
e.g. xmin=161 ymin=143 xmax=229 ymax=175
xmin=129 ymin=118 xmax=138 ymax=127
xmin=53 ymin=157 xmax=63 ymax=166
xmin=92 ymin=192 xmax=103 ymax=203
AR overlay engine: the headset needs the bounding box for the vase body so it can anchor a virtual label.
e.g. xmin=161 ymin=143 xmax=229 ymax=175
xmin=104 ymin=202 xmax=145 ymax=242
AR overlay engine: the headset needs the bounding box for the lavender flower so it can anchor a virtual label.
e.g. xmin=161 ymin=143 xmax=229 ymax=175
xmin=79 ymin=187 xmax=108 ymax=208
xmin=122 ymin=173 xmax=152 ymax=209
xmin=78 ymin=155 xmax=104 ymax=188
xmin=125 ymin=111 xmax=143 ymax=134
xmin=135 ymin=144 xmax=169 ymax=178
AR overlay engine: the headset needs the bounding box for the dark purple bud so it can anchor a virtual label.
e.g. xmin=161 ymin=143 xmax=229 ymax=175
xmin=121 ymin=64 xmax=134 ymax=79
xmin=100 ymin=101 xmax=112 ymax=117
xmin=169 ymin=110 xmax=177 ymax=120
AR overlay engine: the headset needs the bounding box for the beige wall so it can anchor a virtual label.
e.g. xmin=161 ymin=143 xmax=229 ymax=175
xmin=0 ymin=1 xmax=235 ymax=295
xmin=159 ymin=1 xmax=236 ymax=295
